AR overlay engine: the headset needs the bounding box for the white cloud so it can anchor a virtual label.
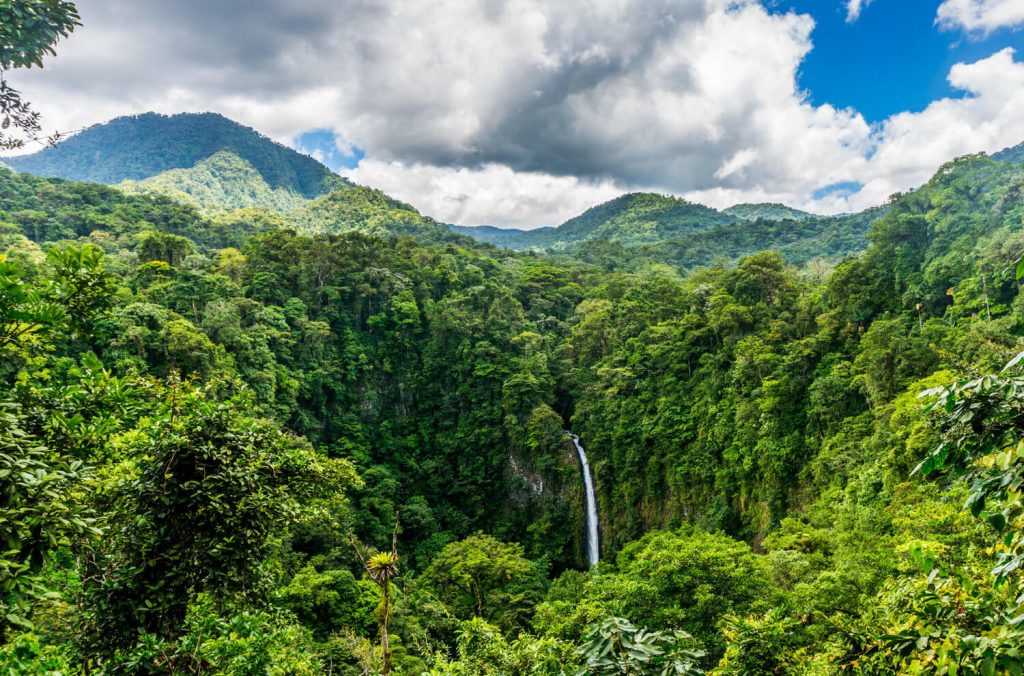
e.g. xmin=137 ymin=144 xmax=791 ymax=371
xmin=846 ymin=0 xmax=872 ymax=23
xmin=847 ymin=47 xmax=1024 ymax=210
xmin=5 ymin=0 xmax=1024 ymax=227
xmin=343 ymin=161 xmax=623 ymax=229
xmin=937 ymin=0 xmax=1024 ymax=34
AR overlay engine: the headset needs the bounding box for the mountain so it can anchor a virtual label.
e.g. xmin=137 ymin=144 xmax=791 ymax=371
xmin=722 ymin=202 xmax=813 ymax=222
xmin=639 ymin=206 xmax=885 ymax=269
xmin=453 ymin=191 xmax=880 ymax=267
xmin=448 ymin=224 xmax=543 ymax=246
xmin=5 ymin=112 xmax=344 ymax=201
xmin=2 ymin=112 xmax=472 ymax=244
xmin=292 ymin=182 xmax=462 ymax=242
xmin=533 ymin=192 xmax=737 ymax=250
xmin=453 ymin=193 xmax=739 ymax=252
xmin=993 ymin=141 xmax=1024 ymax=165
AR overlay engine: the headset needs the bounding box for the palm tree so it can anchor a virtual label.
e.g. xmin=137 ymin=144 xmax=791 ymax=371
xmin=353 ymin=516 xmax=400 ymax=675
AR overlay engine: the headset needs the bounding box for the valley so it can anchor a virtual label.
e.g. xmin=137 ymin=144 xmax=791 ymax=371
xmin=3 ymin=108 xmax=1024 ymax=673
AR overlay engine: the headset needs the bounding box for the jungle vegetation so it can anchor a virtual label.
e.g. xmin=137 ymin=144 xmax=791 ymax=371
xmin=4 ymin=3 xmax=1024 ymax=672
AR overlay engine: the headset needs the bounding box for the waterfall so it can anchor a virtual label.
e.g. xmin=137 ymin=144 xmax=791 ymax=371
xmin=569 ymin=432 xmax=600 ymax=568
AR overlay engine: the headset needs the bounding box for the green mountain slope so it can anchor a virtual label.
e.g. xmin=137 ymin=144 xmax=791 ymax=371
xmin=454 ymin=193 xmax=739 ymax=251
xmin=574 ymin=207 xmax=886 ymax=271
xmin=5 ymin=112 xmax=340 ymax=199
xmin=537 ymin=192 xmax=737 ymax=250
xmin=119 ymin=150 xmax=341 ymax=213
xmin=448 ymin=224 xmax=543 ymax=246
xmin=722 ymin=202 xmax=813 ymax=222
xmin=455 ymin=192 xmax=878 ymax=267
xmin=993 ymin=141 xmax=1024 ymax=165
xmin=292 ymin=182 xmax=464 ymax=242
xmin=3 ymin=112 xmax=470 ymax=244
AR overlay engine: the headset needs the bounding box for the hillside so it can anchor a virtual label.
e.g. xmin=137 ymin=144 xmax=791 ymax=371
xmin=455 ymin=192 xmax=880 ymax=268
xmin=119 ymin=150 xmax=337 ymax=213
xmin=453 ymin=193 xmax=738 ymax=251
xmin=448 ymin=223 xmax=543 ymax=246
xmin=573 ymin=207 xmax=886 ymax=271
xmin=293 ymin=182 xmax=463 ymax=242
xmin=993 ymin=141 xmax=1024 ymax=165
xmin=2 ymin=112 xmax=474 ymax=244
xmin=722 ymin=202 xmax=813 ymax=221
xmin=4 ymin=112 xmax=343 ymax=199
xmin=532 ymin=192 xmax=737 ymax=250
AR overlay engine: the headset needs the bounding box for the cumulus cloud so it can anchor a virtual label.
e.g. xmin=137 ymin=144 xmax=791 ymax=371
xmin=846 ymin=0 xmax=872 ymax=23
xmin=845 ymin=48 xmax=1024 ymax=209
xmin=936 ymin=0 xmax=1024 ymax=34
xmin=345 ymin=161 xmax=623 ymax=229
xmin=5 ymin=0 xmax=1024 ymax=226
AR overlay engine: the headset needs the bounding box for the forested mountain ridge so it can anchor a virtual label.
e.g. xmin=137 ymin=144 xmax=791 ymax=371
xmin=449 ymin=223 xmax=543 ymax=245
xmin=454 ymin=192 xmax=880 ymax=268
xmin=454 ymin=192 xmax=739 ymax=251
xmin=722 ymin=202 xmax=813 ymax=222
xmin=2 ymin=112 xmax=882 ymax=265
xmin=6 ymin=114 xmax=1024 ymax=673
xmin=2 ymin=112 xmax=472 ymax=245
xmin=4 ymin=112 xmax=345 ymax=199
xmin=531 ymin=192 xmax=737 ymax=249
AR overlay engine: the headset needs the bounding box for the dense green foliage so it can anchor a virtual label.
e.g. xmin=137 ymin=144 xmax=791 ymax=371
xmin=722 ymin=203 xmax=813 ymax=222
xmin=120 ymin=150 xmax=321 ymax=213
xmin=449 ymin=223 xmax=540 ymax=246
xmin=455 ymin=193 xmax=880 ymax=271
xmin=5 ymin=107 xmax=1024 ymax=674
xmin=529 ymin=193 xmax=737 ymax=251
xmin=456 ymin=193 xmax=737 ymax=251
xmin=574 ymin=207 xmax=885 ymax=272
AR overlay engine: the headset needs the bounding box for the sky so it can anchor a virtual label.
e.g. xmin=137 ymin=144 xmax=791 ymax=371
xmin=6 ymin=0 xmax=1024 ymax=228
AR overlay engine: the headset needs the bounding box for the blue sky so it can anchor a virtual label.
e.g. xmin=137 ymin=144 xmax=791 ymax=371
xmin=12 ymin=0 xmax=1024 ymax=227
xmin=294 ymin=130 xmax=364 ymax=173
xmin=776 ymin=0 xmax=1024 ymax=121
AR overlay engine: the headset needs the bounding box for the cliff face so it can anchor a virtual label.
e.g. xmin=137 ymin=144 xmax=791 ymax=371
xmin=505 ymin=439 xmax=590 ymax=569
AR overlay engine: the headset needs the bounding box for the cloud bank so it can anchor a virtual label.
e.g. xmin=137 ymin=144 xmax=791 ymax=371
xmin=937 ymin=0 xmax=1024 ymax=34
xmin=6 ymin=0 xmax=1024 ymax=227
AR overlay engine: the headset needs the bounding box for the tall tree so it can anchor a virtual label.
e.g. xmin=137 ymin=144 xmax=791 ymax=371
xmin=0 ymin=0 xmax=80 ymax=149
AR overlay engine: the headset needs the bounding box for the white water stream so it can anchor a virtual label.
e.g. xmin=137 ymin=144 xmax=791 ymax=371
xmin=569 ymin=433 xmax=600 ymax=568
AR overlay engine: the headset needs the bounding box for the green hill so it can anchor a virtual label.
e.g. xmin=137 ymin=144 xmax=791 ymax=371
xmin=993 ymin=141 xmax=1024 ymax=165
xmin=4 ymin=112 xmax=341 ymax=199
xmin=722 ymin=202 xmax=813 ymax=222
xmin=536 ymin=192 xmax=737 ymax=250
xmin=449 ymin=224 xmax=543 ymax=246
xmin=292 ymin=182 xmax=464 ymax=243
xmin=573 ymin=207 xmax=886 ymax=271
xmin=2 ymin=112 xmax=471 ymax=243
xmin=454 ymin=193 xmax=738 ymax=251
xmin=119 ymin=150 xmax=341 ymax=213
xmin=454 ymin=192 xmax=876 ymax=266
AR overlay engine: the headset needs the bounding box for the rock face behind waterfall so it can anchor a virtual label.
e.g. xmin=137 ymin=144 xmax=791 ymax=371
xmin=505 ymin=439 xmax=596 ymax=569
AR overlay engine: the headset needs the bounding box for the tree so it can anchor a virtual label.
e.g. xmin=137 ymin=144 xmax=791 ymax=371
xmin=75 ymin=378 xmax=358 ymax=662
xmin=352 ymin=518 xmax=401 ymax=676
xmin=0 ymin=402 xmax=95 ymax=640
xmin=418 ymin=534 xmax=546 ymax=634
xmin=0 ymin=0 xmax=81 ymax=149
